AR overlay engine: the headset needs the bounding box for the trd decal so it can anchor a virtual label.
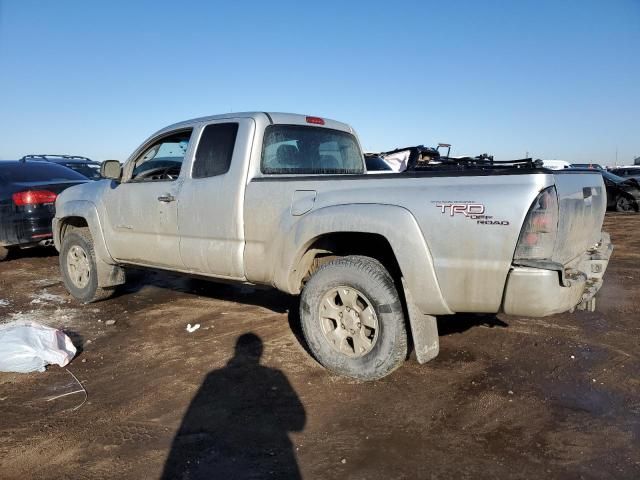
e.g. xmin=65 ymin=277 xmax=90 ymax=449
xmin=436 ymin=203 xmax=485 ymax=217
xmin=434 ymin=201 xmax=510 ymax=226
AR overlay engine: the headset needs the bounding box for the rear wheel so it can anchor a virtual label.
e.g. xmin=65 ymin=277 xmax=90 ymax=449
xmin=60 ymin=229 xmax=114 ymax=303
xmin=299 ymin=255 xmax=408 ymax=381
xmin=615 ymin=195 xmax=637 ymax=213
xmin=0 ymin=246 xmax=8 ymax=262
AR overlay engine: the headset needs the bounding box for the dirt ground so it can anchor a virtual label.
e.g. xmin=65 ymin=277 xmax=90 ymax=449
xmin=0 ymin=214 xmax=638 ymax=480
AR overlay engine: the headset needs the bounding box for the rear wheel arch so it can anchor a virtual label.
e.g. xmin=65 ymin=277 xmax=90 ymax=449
xmin=291 ymin=232 xmax=402 ymax=292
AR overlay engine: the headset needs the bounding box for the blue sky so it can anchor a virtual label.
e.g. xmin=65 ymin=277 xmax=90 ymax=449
xmin=0 ymin=0 xmax=638 ymax=164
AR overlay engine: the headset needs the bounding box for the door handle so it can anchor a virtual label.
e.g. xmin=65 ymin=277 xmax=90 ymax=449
xmin=157 ymin=194 xmax=176 ymax=203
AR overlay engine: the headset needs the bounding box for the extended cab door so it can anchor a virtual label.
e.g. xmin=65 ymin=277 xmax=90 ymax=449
xmin=177 ymin=118 xmax=253 ymax=279
xmin=101 ymin=128 xmax=193 ymax=268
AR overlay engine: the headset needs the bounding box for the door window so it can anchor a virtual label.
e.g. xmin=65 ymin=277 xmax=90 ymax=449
xmin=130 ymin=129 xmax=193 ymax=182
xmin=192 ymin=123 xmax=239 ymax=178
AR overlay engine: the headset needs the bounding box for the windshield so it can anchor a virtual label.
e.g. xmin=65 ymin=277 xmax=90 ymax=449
xmin=611 ymin=168 xmax=640 ymax=176
xmin=62 ymin=162 xmax=102 ymax=180
xmin=365 ymin=155 xmax=393 ymax=171
xmin=601 ymin=171 xmax=628 ymax=183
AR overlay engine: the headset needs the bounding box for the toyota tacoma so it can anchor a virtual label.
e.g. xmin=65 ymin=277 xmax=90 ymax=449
xmin=53 ymin=112 xmax=612 ymax=380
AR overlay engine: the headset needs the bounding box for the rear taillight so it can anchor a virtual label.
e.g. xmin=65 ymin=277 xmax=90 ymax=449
xmin=514 ymin=186 xmax=559 ymax=260
xmin=12 ymin=190 xmax=57 ymax=206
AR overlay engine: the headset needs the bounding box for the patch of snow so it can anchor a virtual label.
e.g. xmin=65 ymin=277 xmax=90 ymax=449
xmin=0 ymin=300 xmax=10 ymax=307
xmin=30 ymin=292 xmax=67 ymax=305
xmin=2 ymin=308 xmax=78 ymax=327
xmin=30 ymin=279 xmax=61 ymax=287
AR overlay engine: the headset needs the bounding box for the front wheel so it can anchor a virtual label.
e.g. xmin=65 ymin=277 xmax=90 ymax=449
xmin=60 ymin=229 xmax=114 ymax=303
xmin=299 ymin=255 xmax=408 ymax=381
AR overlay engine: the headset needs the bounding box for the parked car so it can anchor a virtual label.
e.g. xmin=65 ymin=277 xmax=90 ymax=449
xmin=21 ymin=155 xmax=102 ymax=180
xmin=0 ymin=161 xmax=88 ymax=260
xmin=609 ymin=166 xmax=640 ymax=182
xmin=53 ymin=112 xmax=611 ymax=380
xmin=600 ymin=170 xmax=640 ymax=212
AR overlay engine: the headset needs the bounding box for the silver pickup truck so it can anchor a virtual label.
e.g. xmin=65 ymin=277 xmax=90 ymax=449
xmin=53 ymin=112 xmax=612 ymax=380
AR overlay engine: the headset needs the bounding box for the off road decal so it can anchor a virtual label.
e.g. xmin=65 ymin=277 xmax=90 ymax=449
xmin=433 ymin=201 xmax=510 ymax=225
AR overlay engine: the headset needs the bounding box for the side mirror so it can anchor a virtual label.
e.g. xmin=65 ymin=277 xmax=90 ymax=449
xmin=100 ymin=160 xmax=122 ymax=181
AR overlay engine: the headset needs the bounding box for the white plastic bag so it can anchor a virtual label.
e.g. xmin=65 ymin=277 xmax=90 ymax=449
xmin=381 ymin=149 xmax=411 ymax=172
xmin=0 ymin=321 xmax=77 ymax=373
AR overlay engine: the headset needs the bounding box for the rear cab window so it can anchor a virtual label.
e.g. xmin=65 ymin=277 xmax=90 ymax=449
xmin=261 ymin=125 xmax=364 ymax=175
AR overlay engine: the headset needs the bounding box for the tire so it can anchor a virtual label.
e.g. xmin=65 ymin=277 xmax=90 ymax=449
xmin=615 ymin=195 xmax=637 ymax=213
xmin=299 ymin=255 xmax=408 ymax=381
xmin=60 ymin=229 xmax=114 ymax=303
xmin=0 ymin=246 xmax=8 ymax=262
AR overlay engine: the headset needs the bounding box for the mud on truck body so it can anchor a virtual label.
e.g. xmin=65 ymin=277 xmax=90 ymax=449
xmin=53 ymin=112 xmax=612 ymax=380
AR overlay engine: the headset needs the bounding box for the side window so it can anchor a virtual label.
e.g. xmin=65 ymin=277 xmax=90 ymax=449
xmin=192 ymin=123 xmax=239 ymax=178
xmin=261 ymin=125 xmax=364 ymax=175
xmin=130 ymin=129 xmax=192 ymax=182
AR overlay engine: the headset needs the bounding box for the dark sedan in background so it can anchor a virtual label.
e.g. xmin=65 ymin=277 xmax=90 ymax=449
xmin=0 ymin=161 xmax=88 ymax=260
xmin=601 ymin=170 xmax=640 ymax=212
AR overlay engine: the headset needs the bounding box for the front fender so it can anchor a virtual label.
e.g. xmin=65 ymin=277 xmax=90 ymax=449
xmin=276 ymin=204 xmax=453 ymax=316
xmin=54 ymin=199 xmax=115 ymax=266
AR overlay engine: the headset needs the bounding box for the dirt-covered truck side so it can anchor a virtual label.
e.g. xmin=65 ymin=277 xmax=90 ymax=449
xmin=53 ymin=112 xmax=612 ymax=380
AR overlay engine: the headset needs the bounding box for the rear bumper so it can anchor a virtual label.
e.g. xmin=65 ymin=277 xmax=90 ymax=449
xmin=502 ymin=232 xmax=613 ymax=316
xmin=0 ymin=209 xmax=55 ymax=248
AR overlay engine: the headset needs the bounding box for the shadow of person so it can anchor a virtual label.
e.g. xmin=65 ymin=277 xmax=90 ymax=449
xmin=160 ymin=333 xmax=306 ymax=480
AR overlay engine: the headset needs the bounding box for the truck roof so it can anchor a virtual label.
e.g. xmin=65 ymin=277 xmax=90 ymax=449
xmin=156 ymin=112 xmax=354 ymax=137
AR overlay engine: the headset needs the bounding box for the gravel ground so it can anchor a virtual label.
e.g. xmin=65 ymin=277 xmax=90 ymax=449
xmin=0 ymin=214 xmax=638 ymax=479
